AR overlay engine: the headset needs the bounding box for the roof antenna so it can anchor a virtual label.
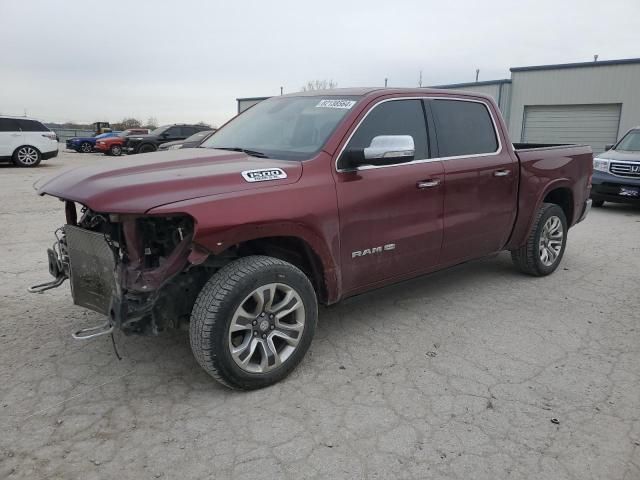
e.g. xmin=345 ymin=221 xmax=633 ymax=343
xmin=594 ymin=54 xmax=599 ymax=62
xmin=384 ymin=77 xmax=388 ymax=87
xmin=280 ymin=86 xmax=283 ymax=95
xmin=475 ymin=69 xmax=480 ymax=82
xmin=419 ymin=70 xmax=423 ymax=87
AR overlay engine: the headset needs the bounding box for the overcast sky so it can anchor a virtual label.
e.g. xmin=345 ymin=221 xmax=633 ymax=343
xmin=1 ymin=0 xmax=638 ymax=127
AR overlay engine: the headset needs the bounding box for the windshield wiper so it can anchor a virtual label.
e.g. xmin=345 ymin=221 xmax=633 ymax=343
xmin=213 ymin=147 xmax=270 ymax=158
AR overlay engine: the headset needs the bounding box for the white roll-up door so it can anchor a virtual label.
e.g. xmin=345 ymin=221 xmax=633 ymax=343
xmin=522 ymin=104 xmax=621 ymax=154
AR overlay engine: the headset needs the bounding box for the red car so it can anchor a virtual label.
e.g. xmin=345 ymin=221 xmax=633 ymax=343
xmin=32 ymin=88 xmax=592 ymax=389
xmin=95 ymin=128 xmax=149 ymax=156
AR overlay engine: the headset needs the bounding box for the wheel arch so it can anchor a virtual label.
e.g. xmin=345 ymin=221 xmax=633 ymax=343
xmin=12 ymin=144 xmax=42 ymax=157
xmin=194 ymin=228 xmax=340 ymax=305
xmin=543 ymin=186 xmax=574 ymax=225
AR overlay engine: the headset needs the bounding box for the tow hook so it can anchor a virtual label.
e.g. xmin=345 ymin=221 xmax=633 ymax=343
xmin=28 ymin=275 xmax=67 ymax=293
xmin=72 ymin=319 xmax=114 ymax=340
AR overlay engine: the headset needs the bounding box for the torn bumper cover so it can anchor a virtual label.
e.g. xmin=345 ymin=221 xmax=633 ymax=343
xmin=35 ymin=213 xmax=198 ymax=336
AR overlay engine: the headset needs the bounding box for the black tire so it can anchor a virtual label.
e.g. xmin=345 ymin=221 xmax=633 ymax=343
xmin=12 ymin=145 xmax=42 ymax=167
xmin=138 ymin=143 xmax=156 ymax=154
xmin=109 ymin=144 xmax=122 ymax=156
xmin=511 ymin=203 xmax=568 ymax=276
xmin=80 ymin=142 xmax=92 ymax=153
xmin=190 ymin=256 xmax=318 ymax=390
xmin=592 ymin=199 xmax=605 ymax=207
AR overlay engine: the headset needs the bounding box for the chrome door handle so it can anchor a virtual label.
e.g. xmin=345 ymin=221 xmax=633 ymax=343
xmin=417 ymin=179 xmax=440 ymax=189
xmin=493 ymin=169 xmax=511 ymax=177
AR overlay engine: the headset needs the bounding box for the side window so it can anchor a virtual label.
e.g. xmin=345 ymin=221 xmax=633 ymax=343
xmin=0 ymin=118 xmax=20 ymax=132
xmin=16 ymin=119 xmax=48 ymax=132
xmin=342 ymin=100 xmax=428 ymax=167
xmin=183 ymin=127 xmax=196 ymax=136
xmin=431 ymin=100 xmax=498 ymax=157
xmin=166 ymin=126 xmax=182 ymax=137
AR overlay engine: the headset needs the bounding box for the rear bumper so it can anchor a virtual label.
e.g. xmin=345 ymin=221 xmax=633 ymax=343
xmin=42 ymin=149 xmax=58 ymax=160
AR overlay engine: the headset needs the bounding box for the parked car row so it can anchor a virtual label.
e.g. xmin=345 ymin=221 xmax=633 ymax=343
xmin=67 ymin=124 xmax=215 ymax=157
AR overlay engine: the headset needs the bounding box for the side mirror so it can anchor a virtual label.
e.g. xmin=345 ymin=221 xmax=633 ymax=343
xmin=604 ymin=143 xmax=615 ymax=151
xmin=345 ymin=135 xmax=415 ymax=168
xmin=161 ymin=132 xmax=170 ymax=138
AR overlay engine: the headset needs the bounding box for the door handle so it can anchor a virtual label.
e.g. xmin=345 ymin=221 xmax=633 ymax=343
xmin=417 ymin=179 xmax=441 ymax=189
xmin=493 ymin=169 xmax=511 ymax=177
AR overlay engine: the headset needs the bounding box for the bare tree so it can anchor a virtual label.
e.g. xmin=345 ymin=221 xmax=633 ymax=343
xmin=113 ymin=117 xmax=142 ymax=130
xmin=144 ymin=117 xmax=158 ymax=129
xmin=300 ymin=79 xmax=338 ymax=92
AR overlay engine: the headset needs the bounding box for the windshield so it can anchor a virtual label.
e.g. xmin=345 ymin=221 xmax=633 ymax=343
xmin=96 ymin=133 xmax=112 ymax=139
xmin=201 ymin=96 xmax=361 ymax=160
xmin=616 ymin=130 xmax=640 ymax=151
xmin=150 ymin=125 xmax=170 ymax=136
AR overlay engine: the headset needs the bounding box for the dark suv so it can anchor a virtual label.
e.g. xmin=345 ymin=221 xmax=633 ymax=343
xmin=123 ymin=124 xmax=211 ymax=154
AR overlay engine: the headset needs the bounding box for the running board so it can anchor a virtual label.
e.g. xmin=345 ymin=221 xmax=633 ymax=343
xmin=72 ymin=319 xmax=114 ymax=340
xmin=28 ymin=276 xmax=67 ymax=293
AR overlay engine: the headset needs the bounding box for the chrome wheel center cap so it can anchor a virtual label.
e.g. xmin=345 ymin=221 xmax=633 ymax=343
xmin=259 ymin=319 xmax=270 ymax=332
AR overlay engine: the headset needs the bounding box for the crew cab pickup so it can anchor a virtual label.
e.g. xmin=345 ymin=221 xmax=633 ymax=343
xmin=31 ymin=88 xmax=592 ymax=390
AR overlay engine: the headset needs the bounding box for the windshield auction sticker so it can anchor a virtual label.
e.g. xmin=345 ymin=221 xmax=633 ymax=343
xmin=316 ymin=99 xmax=356 ymax=109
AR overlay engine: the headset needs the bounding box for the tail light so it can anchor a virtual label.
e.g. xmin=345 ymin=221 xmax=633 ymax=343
xmin=42 ymin=132 xmax=57 ymax=140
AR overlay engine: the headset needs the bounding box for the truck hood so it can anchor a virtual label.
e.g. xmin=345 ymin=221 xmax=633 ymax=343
xmin=597 ymin=150 xmax=640 ymax=162
xmin=36 ymin=148 xmax=303 ymax=213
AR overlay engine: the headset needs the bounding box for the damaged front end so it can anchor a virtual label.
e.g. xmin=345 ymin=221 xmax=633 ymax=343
xmin=30 ymin=201 xmax=209 ymax=338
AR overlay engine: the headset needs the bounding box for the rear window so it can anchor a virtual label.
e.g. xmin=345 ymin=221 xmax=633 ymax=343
xmin=15 ymin=119 xmax=49 ymax=132
xmin=0 ymin=118 xmax=20 ymax=132
xmin=431 ymin=100 xmax=498 ymax=157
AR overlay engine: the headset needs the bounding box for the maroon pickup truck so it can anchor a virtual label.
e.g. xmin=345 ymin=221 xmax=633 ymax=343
xmin=31 ymin=88 xmax=592 ymax=389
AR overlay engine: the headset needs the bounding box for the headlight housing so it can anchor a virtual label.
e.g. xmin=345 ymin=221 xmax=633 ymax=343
xmin=593 ymin=158 xmax=610 ymax=173
xmin=169 ymin=144 xmax=182 ymax=150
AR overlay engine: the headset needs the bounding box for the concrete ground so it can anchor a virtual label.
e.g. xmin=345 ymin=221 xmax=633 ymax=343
xmin=0 ymin=147 xmax=639 ymax=480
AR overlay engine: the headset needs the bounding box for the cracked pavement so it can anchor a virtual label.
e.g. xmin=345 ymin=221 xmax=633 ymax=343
xmin=1 ymin=149 xmax=639 ymax=479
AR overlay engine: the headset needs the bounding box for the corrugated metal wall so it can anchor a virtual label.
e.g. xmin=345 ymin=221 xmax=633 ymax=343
xmin=509 ymin=63 xmax=640 ymax=142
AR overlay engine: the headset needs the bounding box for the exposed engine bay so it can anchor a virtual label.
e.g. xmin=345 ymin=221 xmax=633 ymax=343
xmin=31 ymin=201 xmax=211 ymax=337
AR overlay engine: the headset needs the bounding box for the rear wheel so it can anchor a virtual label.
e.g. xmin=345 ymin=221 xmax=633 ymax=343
xmin=12 ymin=146 xmax=41 ymax=167
xmin=109 ymin=144 xmax=122 ymax=156
xmin=80 ymin=142 xmax=92 ymax=153
xmin=190 ymin=256 xmax=317 ymax=390
xmin=138 ymin=143 xmax=156 ymax=154
xmin=511 ymin=203 xmax=567 ymax=276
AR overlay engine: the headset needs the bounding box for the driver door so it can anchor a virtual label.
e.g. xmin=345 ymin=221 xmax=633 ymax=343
xmin=332 ymin=99 xmax=444 ymax=294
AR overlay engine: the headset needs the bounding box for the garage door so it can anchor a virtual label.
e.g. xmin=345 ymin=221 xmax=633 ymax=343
xmin=522 ymin=104 xmax=621 ymax=154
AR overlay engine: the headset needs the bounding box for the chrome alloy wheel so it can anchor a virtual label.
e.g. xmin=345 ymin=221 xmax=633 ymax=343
xmin=539 ymin=215 xmax=563 ymax=267
xmin=228 ymin=283 xmax=305 ymax=374
xmin=17 ymin=147 xmax=39 ymax=165
xmin=81 ymin=142 xmax=92 ymax=153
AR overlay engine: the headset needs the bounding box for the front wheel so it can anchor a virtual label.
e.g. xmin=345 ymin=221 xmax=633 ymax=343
xmin=109 ymin=144 xmax=122 ymax=156
xmin=138 ymin=143 xmax=156 ymax=154
xmin=511 ymin=203 xmax=568 ymax=276
xmin=190 ymin=256 xmax=318 ymax=390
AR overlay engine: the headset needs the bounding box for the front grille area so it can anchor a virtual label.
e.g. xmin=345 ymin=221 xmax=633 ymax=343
xmin=610 ymin=162 xmax=640 ymax=178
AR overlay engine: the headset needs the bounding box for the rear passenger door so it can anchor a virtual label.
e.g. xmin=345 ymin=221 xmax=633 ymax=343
xmin=429 ymin=98 xmax=517 ymax=263
xmin=0 ymin=118 xmax=21 ymax=157
xmin=333 ymin=99 xmax=444 ymax=294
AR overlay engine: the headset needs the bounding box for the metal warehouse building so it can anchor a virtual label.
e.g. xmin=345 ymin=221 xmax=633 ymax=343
xmin=237 ymin=57 xmax=640 ymax=155
xmin=435 ymin=57 xmax=640 ymax=154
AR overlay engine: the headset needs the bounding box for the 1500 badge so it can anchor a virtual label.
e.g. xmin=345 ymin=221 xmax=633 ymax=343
xmin=352 ymin=243 xmax=396 ymax=258
xmin=242 ymin=168 xmax=288 ymax=183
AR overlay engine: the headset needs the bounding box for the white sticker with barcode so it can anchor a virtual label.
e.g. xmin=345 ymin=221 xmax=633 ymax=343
xmin=316 ymin=99 xmax=356 ymax=109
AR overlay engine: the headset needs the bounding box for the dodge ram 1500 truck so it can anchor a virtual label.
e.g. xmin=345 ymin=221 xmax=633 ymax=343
xmin=30 ymin=88 xmax=593 ymax=390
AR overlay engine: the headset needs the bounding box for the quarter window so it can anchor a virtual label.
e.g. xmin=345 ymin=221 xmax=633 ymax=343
xmin=341 ymin=99 xmax=429 ymax=168
xmin=431 ymin=100 xmax=498 ymax=157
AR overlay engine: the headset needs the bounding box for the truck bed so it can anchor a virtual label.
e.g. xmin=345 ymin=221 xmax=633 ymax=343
xmin=506 ymin=142 xmax=593 ymax=250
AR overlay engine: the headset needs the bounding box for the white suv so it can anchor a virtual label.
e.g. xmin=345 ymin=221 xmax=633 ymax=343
xmin=0 ymin=116 xmax=59 ymax=167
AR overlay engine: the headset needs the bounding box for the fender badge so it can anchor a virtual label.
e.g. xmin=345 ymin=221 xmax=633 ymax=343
xmin=241 ymin=168 xmax=288 ymax=183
